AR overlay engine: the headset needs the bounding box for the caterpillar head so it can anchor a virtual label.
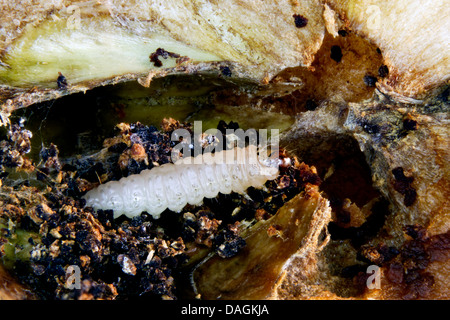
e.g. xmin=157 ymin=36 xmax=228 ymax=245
xmin=259 ymin=153 xmax=280 ymax=179
xmin=248 ymin=144 xmax=280 ymax=180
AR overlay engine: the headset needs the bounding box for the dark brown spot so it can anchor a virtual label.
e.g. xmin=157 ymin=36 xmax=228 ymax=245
xmin=57 ymin=72 xmax=68 ymax=89
xmin=150 ymin=48 xmax=181 ymax=67
xmin=360 ymin=120 xmax=380 ymax=134
xmin=387 ymin=262 xmax=404 ymax=284
xmin=404 ymin=272 xmax=434 ymax=299
xmin=425 ymin=231 xmax=450 ymax=262
xmin=403 ymin=188 xmax=417 ymax=207
xmin=392 ymin=167 xmax=413 ymax=183
xmin=293 ymin=14 xmax=308 ymax=28
xmin=330 ymin=45 xmax=343 ymax=63
xmin=437 ymin=87 xmax=449 ymax=103
xmin=378 ymin=65 xmax=389 ymax=78
xmin=405 ymin=224 xmax=427 ymax=240
xmin=335 ymin=207 xmax=351 ymax=225
xmin=214 ymin=222 xmax=246 ymax=258
xmin=220 ymin=66 xmax=232 ymax=77
xmin=338 ymin=29 xmax=348 ymax=37
xmin=392 ymin=167 xmax=417 ymax=206
xmin=403 ymin=118 xmax=418 ymax=131
xmin=305 ymin=99 xmax=318 ymax=111
xmin=363 ymin=74 xmax=378 ymax=87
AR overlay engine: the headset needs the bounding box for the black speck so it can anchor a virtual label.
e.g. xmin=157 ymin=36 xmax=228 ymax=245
xmin=336 ymin=208 xmax=351 ymax=224
xmin=330 ymin=45 xmax=343 ymax=63
xmin=404 ymin=225 xmax=427 ymax=240
xmin=132 ymin=124 xmax=159 ymax=143
xmin=79 ymin=162 xmax=105 ymax=182
xmin=215 ymin=237 xmax=246 ymax=258
xmin=378 ymin=246 xmax=400 ymax=263
xmin=293 ymin=14 xmax=308 ymax=28
xmin=361 ymin=121 xmax=380 ymax=134
xmin=57 ymin=72 xmax=68 ymax=89
xmin=392 ymin=167 xmax=414 ymax=184
xmin=363 ymin=74 xmax=378 ymax=87
xmin=39 ymin=144 xmax=58 ymax=162
xmin=108 ymin=142 xmax=128 ymax=153
xmin=437 ymin=87 xmax=449 ymax=103
xmin=392 ymin=167 xmax=417 ymax=207
xmin=403 ymin=188 xmax=417 ymax=207
xmin=338 ymin=30 xmax=348 ymax=37
xmin=220 ymin=66 xmax=232 ymax=77
xmin=150 ymin=48 xmax=180 ymax=67
xmin=341 ymin=264 xmax=367 ymax=278
xmin=378 ymin=65 xmax=389 ymax=78
xmin=305 ymin=99 xmax=318 ymax=111
xmin=403 ymin=118 xmax=418 ymax=131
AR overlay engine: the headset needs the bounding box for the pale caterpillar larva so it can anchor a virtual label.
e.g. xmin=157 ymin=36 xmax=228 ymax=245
xmin=83 ymin=145 xmax=280 ymax=219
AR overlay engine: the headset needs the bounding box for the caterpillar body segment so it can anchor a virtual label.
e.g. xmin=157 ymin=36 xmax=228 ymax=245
xmin=83 ymin=145 xmax=279 ymax=219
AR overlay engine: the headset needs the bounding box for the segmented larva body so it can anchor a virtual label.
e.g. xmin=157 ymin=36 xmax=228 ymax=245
xmin=83 ymin=145 xmax=279 ymax=219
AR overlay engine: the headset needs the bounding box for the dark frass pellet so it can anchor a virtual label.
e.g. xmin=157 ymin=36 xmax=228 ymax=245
xmin=392 ymin=167 xmax=417 ymax=207
xmin=149 ymin=48 xmax=180 ymax=67
xmin=403 ymin=118 xmax=418 ymax=131
xmin=338 ymin=29 xmax=348 ymax=37
xmin=293 ymin=14 xmax=308 ymax=28
xmin=57 ymin=72 xmax=68 ymax=89
xmin=305 ymin=99 xmax=318 ymax=111
xmin=378 ymin=65 xmax=389 ymax=78
xmin=363 ymin=74 xmax=378 ymax=87
xmin=220 ymin=66 xmax=232 ymax=77
xmin=330 ymin=45 xmax=343 ymax=63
